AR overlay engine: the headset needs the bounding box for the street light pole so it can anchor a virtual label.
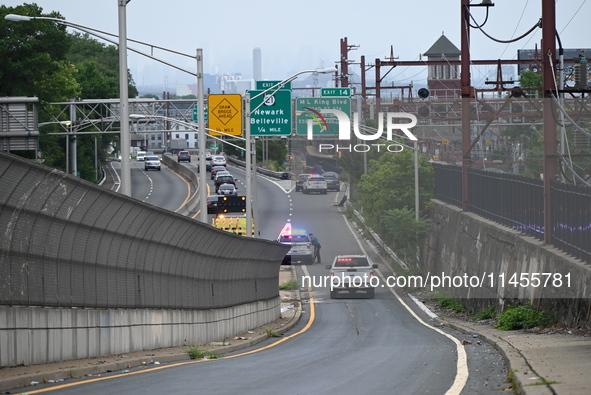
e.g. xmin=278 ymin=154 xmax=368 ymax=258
xmin=196 ymin=48 xmax=208 ymax=223
xmin=118 ymin=0 xmax=131 ymax=196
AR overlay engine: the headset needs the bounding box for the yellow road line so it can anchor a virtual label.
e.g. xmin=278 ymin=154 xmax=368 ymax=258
xmin=19 ymin=279 xmax=314 ymax=394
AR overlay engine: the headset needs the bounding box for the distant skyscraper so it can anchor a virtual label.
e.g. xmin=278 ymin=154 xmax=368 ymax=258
xmin=253 ymin=47 xmax=262 ymax=81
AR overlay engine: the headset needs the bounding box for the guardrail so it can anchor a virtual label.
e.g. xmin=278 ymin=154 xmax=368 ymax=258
xmin=226 ymin=155 xmax=292 ymax=180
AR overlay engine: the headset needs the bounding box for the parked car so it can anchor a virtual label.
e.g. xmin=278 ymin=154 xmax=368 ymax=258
xmin=211 ymin=166 xmax=227 ymax=179
xmin=217 ymin=183 xmax=238 ymax=196
xmin=295 ymin=173 xmax=312 ymax=192
xmin=211 ymin=155 xmax=227 ymax=167
xmin=144 ymin=155 xmax=161 ymax=171
xmin=323 ymin=171 xmax=340 ymax=191
xmin=207 ymin=194 xmax=221 ymax=214
xmin=177 ymin=151 xmax=191 ymax=163
xmin=303 ymin=175 xmax=327 ymax=194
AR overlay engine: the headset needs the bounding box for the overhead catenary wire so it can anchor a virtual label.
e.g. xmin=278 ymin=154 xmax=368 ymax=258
xmin=468 ymin=9 xmax=542 ymax=44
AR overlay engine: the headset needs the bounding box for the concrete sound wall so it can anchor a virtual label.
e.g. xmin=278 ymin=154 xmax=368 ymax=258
xmin=423 ymin=201 xmax=591 ymax=329
xmin=0 ymin=151 xmax=289 ymax=367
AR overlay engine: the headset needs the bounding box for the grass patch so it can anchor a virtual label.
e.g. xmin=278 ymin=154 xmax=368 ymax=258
xmin=279 ymin=278 xmax=299 ymax=290
xmin=265 ymin=328 xmax=283 ymax=338
xmin=495 ymin=304 xmax=549 ymax=331
xmin=474 ymin=305 xmax=496 ymax=321
xmin=188 ymin=346 xmax=220 ymax=360
xmin=436 ymin=297 xmax=465 ymax=313
xmin=187 ymin=347 xmax=206 ymax=359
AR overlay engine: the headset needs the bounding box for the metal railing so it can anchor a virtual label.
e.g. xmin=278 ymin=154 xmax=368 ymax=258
xmin=433 ymin=163 xmax=591 ymax=264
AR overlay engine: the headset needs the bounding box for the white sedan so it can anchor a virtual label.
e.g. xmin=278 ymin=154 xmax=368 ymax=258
xmin=211 ymin=155 xmax=227 ymax=167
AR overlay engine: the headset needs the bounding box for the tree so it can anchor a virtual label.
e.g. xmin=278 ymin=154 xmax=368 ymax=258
xmin=381 ymin=207 xmax=430 ymax=262
xmin=519 ymin=69 xmax=543 ymax=98
xmin=68 ymin=32 xmax=138 ymax=99
xmin=1 ymin=5 xmax=139 ymax=179
xmin=357 ymin=149 xmax=434 ymax=233
xmin=0 ymin=4 xmax=80 ymax=103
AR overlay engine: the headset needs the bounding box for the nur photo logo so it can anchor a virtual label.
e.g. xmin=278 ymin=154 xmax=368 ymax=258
xmin=303 ymin=109 xmax=419 ymax=153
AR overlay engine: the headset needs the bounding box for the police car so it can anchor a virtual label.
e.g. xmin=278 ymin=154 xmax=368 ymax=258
xmin=277 ymin=224 xmax=314 ymax=265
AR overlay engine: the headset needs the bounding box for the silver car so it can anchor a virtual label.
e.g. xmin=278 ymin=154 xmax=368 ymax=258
xmin=144 ymin=155 xmax=161 ymax=171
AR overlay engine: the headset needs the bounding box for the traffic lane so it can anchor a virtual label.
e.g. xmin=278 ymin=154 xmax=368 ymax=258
xmin=288 ymin=189 xmax=464 ymax=391
xmin=131 ymin=160 xmax=191 ymax=212
xmin=225 ymin=165 xmax=292 ymax=241
xmin=289 ymin=188 xmax=357 ymax=262
xmin=42 ymin=296 xmax=456 ymax=395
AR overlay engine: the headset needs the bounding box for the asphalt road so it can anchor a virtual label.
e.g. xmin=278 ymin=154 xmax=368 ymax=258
xmin=46 ymin=162 xmax=509 ymax=394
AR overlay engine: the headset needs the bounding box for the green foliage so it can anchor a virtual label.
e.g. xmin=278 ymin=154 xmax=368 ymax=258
xmin=265 ymin=328 xmax=283 ymax=338
xmin=1 ymin=5 xmax=139 ymax=182
xmin=381 ymin=207 xmax=430 ymax=261
xmin=279 ymin=279 xmax=299 ymax=290
xmin=437 ymin=297 xmax=465 ymax=313
xmin=500 ymin=124 xmax=544 ymax=178
xmin=474 ymin=305 xmax=496 ymax=321
xmin=187 ymin=347 xmax=206 ymax=359
xmin=495 ymin=304 xmax=549 ymax=330
xmin=0 ymin=4 xmax=77 ymax=102
xmin=68 ymin=32 xmax=137 ymax=99
xmin=519 ymin=70 xmax=543 ymax=98
xmin=357 ymin=150 xmax=434 ymax=228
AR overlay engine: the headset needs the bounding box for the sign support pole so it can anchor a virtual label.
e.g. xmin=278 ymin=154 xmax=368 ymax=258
xmin=245 ymin=94 xmax=253 ymax=237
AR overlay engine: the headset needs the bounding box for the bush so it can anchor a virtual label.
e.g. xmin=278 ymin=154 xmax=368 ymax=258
xmin=474 ymin=305 xmax=496 ymax=321
xmin=437 ymin=297 xmax=465 ymax=313
xmin=279 ymin=279 xmax=299 ymax=290
xmin=187 ymin=347 xmax=206 ymax=359
xmin=494 ymin=304 xmax=548 ymax=330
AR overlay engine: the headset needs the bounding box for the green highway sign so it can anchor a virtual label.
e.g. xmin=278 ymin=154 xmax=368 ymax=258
xmin=249 ymin=89 xmax=292 ymax=136
xmin=192 ymin=104 xmax=208 ymax=122
xmin=321 ymin=87 xmax=351 ymax=97
xmin=295 ymin=96 xmax=351 ymax=136
xmin=255 ymin=80 xmax=292 ymax=91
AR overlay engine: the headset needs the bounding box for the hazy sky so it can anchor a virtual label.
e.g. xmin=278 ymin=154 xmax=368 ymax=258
xmin=4 ymin=1 xmax=590 ymax=89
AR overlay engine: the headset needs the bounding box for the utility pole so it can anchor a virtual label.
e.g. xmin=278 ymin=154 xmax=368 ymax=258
xmin=460 ymin=0 xmax=473 ymax=212
xmin=541 ymin=0 xmax=557 ymax=244
xmin=339 ymin=37 xmax=359 ymax=88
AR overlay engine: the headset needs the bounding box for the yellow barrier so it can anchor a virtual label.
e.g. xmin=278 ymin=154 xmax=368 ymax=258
xmin=212 ymin=215 xmax=254 ymax=236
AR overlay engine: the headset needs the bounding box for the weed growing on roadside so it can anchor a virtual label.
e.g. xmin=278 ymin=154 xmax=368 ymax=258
xmin=436 ymin=297 xmax=465 ymax=313
xmin=265 ymin=328 xmax=282 ymax=338
xmin=474 ymin=305 xmax=496 ymax=321
xmin=279 ymin=279 xmax=300 ymax=290
xmin=495 ymin=304 xmax=549 ymax=330
xmin=187 ymin=347 xmax=206 ymax=359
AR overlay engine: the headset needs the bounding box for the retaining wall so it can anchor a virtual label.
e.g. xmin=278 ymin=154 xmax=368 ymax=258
xmin=422 ymin=201 xmax=591 ymax=328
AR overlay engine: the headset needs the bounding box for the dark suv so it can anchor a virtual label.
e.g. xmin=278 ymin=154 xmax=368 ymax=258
xmin=177 ymin=151 xmax=191 ymax=162
xmin=322 ymin=172 xmax=340 ymax=191
xmin=295 ymin=173 xmax=311 ymax=192
xmin=214 ymin=174 xmax=237 ymax=192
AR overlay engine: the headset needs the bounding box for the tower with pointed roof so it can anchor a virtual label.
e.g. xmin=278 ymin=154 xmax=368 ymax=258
xmin=423 ymin=33 xmax=461 ymax=99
